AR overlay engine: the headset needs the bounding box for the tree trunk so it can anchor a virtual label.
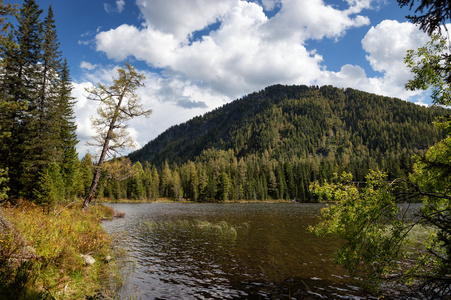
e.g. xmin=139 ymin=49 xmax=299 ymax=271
xmin=82 ymin=137 xmax=110 ymax=210
xmin=82 ymin=96 xmax=123 ymax=210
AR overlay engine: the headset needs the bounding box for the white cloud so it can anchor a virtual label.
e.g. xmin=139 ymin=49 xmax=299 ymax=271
xmin=104 ymin=0 xmax=126 ymax=14
xmin=73 ymin=81 xmax=97 ymax=157
xmin=261 ymin=0 xmax=281 ymax=11
xmin=80 ymin=61 xmax=98 ymax=71
xmin=99 ymin=0 xmax=365 ymax=99
xmin=317 ymin=21 xmax=430 ymax=100
xmin=361 ymin=20 xmax=429 ymax=88
xmin=116 ymin=0 xmax=125 ymax=13
xmin=96 ymin=24 xmax=179 ymax=65
xmin=264 ymin=0 xmax=371 ymax=42
xmin=103 ymin=3 xmax=110 ymax=14
xmin=136 ymin=0 xmax=235 ymax=40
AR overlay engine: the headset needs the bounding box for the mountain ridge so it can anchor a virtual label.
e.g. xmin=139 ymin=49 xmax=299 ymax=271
xmin=129 ymin=84 xmax=446 ymax=170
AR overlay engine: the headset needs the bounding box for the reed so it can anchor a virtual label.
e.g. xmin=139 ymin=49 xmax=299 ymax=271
xmin=143 ymin=219 xmax=247 ymax=238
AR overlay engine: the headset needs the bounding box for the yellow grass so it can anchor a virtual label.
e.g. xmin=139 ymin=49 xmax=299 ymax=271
xmin=0 ymin=201 xmax=122 ymax=299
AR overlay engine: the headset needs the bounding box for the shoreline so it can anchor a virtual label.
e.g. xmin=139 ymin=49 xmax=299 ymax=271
xmin=98 ymin=197 xmax=299 ymax=204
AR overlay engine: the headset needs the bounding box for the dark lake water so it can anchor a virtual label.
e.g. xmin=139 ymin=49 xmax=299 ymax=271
xmin=102 ymin=203 xmax=378 ymax=299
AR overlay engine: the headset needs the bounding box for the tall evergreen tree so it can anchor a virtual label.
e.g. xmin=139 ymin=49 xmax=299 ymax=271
xmin=0 ymin=1 xmax=78 ymax=201
xmin=56 ymin=59 xmax=78 ymax=198
xmin=4 ymin=0 xmax=43 ymax=198
xmin=36 ymin=5 xmax=62 ymax=160
xmin=0 ymin=0 xmax=18 ymax=201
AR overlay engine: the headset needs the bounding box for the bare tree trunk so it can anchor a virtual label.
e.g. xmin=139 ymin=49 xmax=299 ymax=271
xmin=82 ymin=130 xmax=112 ymax=210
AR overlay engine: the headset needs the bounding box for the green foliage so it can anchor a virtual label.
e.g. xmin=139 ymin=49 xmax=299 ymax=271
xmin=0 ymin=168 xmax=8 ymax=200
xmin=308 ymin=2 xmax=451 ymax=295
xmin=309 ymin=171 xmax=412 ymax=282
xmin=405 ymin=34 xmax=451 ymax=107
xmin=217 ymin=171 xmax=231 ymax=201
xmin=33 ymin=160 xmax=64 ymax=207
xmin=0 ymin=2 xmax=19 ymax=202
xmin=400 ymin=1 xmax=451 ymax=294
xmin=409 ymin=137 xmax=451 ymax=293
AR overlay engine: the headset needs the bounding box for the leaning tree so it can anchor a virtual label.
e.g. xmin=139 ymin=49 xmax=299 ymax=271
xmin=83 ymin=63 xmax=151 ymax=209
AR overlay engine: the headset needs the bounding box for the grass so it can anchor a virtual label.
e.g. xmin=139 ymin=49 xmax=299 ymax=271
xmin=142 ymin=219 xmax=250 ymax=238
xmin=0 ymin=200 xmax=123 ymax=299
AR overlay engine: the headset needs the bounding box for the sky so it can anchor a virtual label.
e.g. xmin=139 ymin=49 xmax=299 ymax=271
xmin=10 ymin=0 xmax=437 ymax=158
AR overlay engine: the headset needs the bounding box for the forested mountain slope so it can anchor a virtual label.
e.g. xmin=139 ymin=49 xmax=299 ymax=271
xmin=99 ymin=84 xmax=449 ymax=201
xmin=129 ymin=84 xmax=445 ymax=168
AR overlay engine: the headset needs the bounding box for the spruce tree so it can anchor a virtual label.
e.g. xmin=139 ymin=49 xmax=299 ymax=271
xmin=0 ymin=0 xmax=18 ymax=200
xmin=6 ymin=0 xmax=43 ymax=198
xmin=56 ymin=59 xmax=78 ymax=198
xmin=37 ymin=5 xmax=62 ymax=160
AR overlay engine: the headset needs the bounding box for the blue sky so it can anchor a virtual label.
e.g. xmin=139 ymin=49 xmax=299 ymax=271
xmin=10 ymin=0 xmax=434 ymax=157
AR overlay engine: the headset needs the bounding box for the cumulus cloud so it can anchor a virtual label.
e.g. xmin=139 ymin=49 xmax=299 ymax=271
xmin=318 ymin=20 xmax=430 ymax=100
xmin=361 ymin=20 xmax=429 ymax=88
xmin=260 ymin=0 xmax=282 ymax=11
xmin=264 ymin=0 xmax=371 ymax=42
xmin=97 ymin=0 xmax=371 ymax=99
xmin=136 ymin=0 xmax=235 ymax=40
xmin=73 ymin=81 xmax=97 ymax=157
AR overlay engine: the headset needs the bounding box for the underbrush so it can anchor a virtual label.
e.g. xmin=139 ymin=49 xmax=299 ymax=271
xmin=0 ymin=201 xmax=120 ymax=299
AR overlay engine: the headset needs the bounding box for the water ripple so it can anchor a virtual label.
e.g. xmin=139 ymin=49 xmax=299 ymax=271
xmin=103 ymin=203 xmax=384 ymax=299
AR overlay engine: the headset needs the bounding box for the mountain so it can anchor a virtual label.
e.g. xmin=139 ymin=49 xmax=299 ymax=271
xmin=129 ymin=84 xmax=446 ymax=168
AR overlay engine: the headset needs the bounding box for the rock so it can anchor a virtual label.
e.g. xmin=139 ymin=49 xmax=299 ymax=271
xmin=79 ymin=254 xmax=96 ymax=266
xmin=104 ymin=255 xmax=112 ymax=262
xmin=26 ymin=245 xmax=36 ymax=255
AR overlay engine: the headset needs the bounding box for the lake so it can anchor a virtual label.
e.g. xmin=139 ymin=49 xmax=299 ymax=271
xmin=102 ymin=203 xmax=379 ymax=299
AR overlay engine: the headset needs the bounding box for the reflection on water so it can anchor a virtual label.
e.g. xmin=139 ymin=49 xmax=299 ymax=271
xmin=102 ymin=203 xmax=376 ymax=299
